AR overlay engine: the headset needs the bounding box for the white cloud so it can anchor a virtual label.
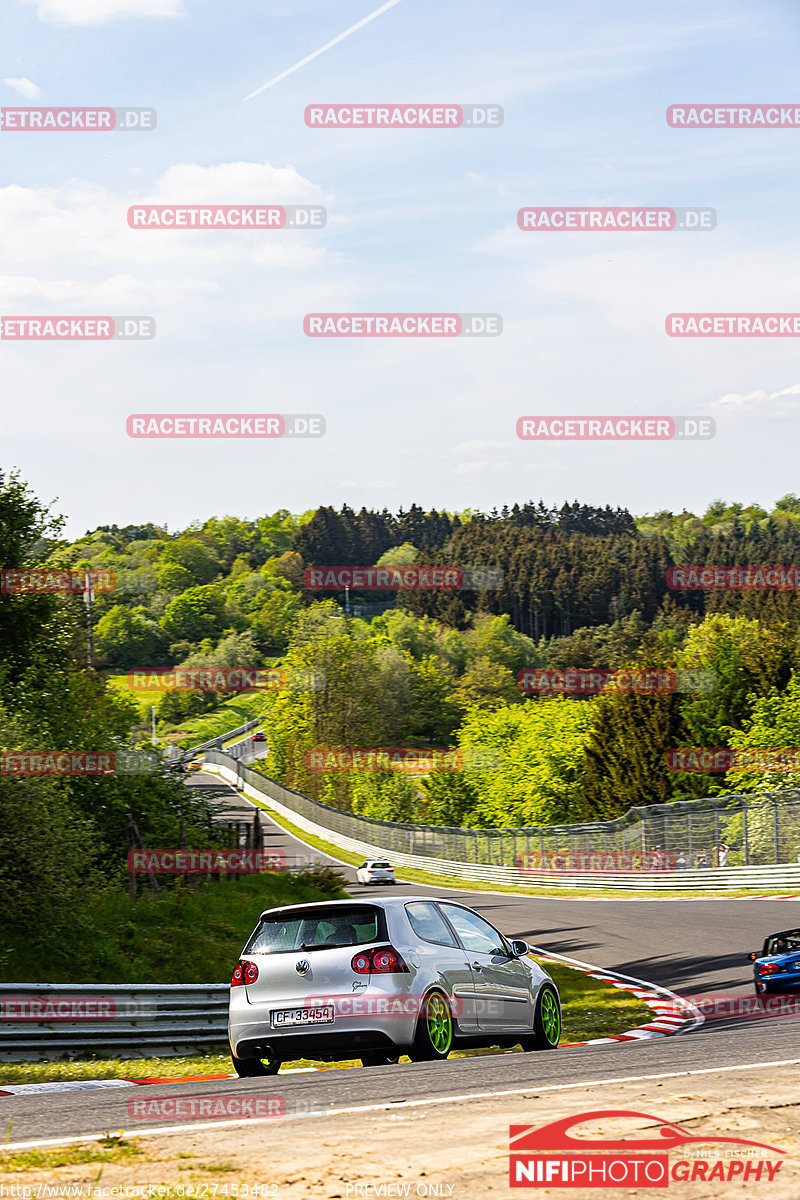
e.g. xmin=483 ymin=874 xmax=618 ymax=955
xmin=0 ymin=272 xmax=216 ymax=306
xmin=22 ymin=0 xmax=185 ymax=25
xmin=452 ymin=460 xmax=512 ymax=477
xmin=709 ymin=382 xmax=800 ymax=417
xmin=452 ymin=439 xmax=508 ymax=455
xmin=4 ymin=76 xmax=41 ymax=98
xmin=338 ymin=480 xmax=393 ymax=490
xmin=0 ymin=161 xmax=330 ymax=278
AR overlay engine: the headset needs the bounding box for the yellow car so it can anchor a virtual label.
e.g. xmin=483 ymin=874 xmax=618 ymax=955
xmin=186 ymin=758 xmax=205 ymax=773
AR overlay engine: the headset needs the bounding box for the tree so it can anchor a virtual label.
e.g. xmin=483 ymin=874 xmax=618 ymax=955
xmin=726 ymin=671 xmax=800 ymax=794
xmin=251 ymin=591 xmax=301 ymax=653
xmin=157 ymin=563 xmax=194 ymax=593
xmin=0 ymin=470 xmax=66 ymax=684
xmin=406 ymin=656 xmax=461 ymax=742
xmin=451 ymin=700 xmax=594 ymax=827
xmin=0 ymin=718 xmax=99 ymax=937
xmin=583 ymin=689 xmax=686 ymax=817
xmin=451 ymin=656 xmax=521 ymax=711
xmin=161 ymin=536 xmax=221 ymax=585
xmin=95 ymin=605 xmax=170 ymax=667
xmin=161 ymin=586 xmax=228 ymax=643
xmin=676 ymin=615 xmax=798 ymax=795
xmin=420 ymin=771 xmax=479 ymax=827
xmin=350 ymin=772 xmax=418 ymax=821
xmin=376 ymin=542 xmax=418 ymax=568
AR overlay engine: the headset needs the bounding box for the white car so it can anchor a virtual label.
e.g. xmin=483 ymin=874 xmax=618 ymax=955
xmin=356 ymin=859 xmax=397 ymax=886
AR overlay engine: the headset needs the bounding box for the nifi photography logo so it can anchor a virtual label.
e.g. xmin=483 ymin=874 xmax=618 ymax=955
xmin=509 ymin=1110 xmax=784 ymax=1188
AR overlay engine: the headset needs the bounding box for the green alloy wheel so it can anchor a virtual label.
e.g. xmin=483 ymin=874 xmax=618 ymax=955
xmin=408 ymin=990 xmax=453 ymax=1061
xmin=522 ymin=983 xmax=561 ymax=1051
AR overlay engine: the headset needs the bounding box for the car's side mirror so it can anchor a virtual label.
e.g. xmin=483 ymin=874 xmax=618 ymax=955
xmin=747 ymin=951 xmax=758 ymax=961
xmin=510 ymin=939 xmax=530 ymax=958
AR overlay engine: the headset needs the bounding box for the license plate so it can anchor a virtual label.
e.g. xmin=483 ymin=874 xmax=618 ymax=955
xmin=271 ymin=1005 xmax=334 ymax=1028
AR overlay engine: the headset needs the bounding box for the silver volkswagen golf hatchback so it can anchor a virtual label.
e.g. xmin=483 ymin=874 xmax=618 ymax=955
xmin=228 ymin=896 xmax=560 ymax=1074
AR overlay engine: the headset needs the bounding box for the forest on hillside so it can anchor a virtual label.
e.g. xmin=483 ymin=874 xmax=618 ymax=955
xmin=8 ymin=472 xmax=800 ymax=844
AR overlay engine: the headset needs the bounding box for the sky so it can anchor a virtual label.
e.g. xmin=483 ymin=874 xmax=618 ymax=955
xmin=3 ymin=0 xmax=800 ymax=536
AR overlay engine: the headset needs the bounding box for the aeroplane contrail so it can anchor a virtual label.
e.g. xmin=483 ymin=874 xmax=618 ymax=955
xmin=244 ymin=0 xmax=405 ymax=101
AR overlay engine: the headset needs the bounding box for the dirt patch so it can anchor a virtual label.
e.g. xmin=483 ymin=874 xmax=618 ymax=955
xmin=3 ymin=1064 xmax=800 ymax=1198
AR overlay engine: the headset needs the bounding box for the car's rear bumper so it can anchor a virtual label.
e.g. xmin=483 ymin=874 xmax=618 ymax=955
xmin=232 ymin=1028 xmax=400 ymax=1061
xmin=229 ymin=1015 xmax=417 ymax=1058
xmin=755 ymin=973 xmax=800 ymax=992
xmin=229 ymin=999 xmax=419 ymax=1058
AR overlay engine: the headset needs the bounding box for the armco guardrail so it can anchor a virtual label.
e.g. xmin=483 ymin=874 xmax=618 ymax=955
xmin=0 ymin=984 xmax=229 ymax=1062
xmin=188 ymin=717 xmax=262 ymax=756
xmin=202 ymin=751 xmax=800 ymax=891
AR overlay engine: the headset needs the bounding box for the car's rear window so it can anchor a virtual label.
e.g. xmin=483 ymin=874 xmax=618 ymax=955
xmin=244 ymin=906 xmax=385 ymax=954
xmin=370 ymin=862 xmax=391 ymax=869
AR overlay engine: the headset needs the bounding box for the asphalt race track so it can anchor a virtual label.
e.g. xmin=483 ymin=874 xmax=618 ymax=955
xmin=5 ymin=769 xmax=800 ymax=1145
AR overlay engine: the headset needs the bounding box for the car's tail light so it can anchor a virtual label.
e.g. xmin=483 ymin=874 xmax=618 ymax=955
xmin=351 ymin=946 xmax=408 ymax=975
xmin=758 ymin=963 xmax=781 ymax=975
xmin=231 ymin=959 xmax=259 ymax=986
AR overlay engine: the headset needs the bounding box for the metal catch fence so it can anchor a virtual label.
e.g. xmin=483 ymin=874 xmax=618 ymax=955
xmin=202 ymin=751 xmax=800 ymax=872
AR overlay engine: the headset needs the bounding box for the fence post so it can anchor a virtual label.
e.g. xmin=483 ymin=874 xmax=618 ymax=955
xmin=713 ymin=810 xmax=720 ymax=863
xmin=774 ymin=796 xmax=781 ymax=863
xmin=125 ymin=814 xmax=137 ymax=902
xmin=743 ymin=805 xmax=749 ymax=865
xmin=179 ymin=819 xmax=188 ymax=888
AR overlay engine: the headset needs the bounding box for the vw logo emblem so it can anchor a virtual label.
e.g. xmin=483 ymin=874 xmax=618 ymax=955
xmin=295 ymin=959 xmax=310 ymax=975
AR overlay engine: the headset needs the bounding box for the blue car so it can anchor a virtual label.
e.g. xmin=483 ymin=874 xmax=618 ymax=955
xmin=748 ymin=928 xmax=800 ymax=994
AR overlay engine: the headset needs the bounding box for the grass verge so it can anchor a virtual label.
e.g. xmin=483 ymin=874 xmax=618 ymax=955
xmin=0 ymin=1136 xmax=142 ymax=1172
xmin=2 ymin=869 xmax=347 ymax=984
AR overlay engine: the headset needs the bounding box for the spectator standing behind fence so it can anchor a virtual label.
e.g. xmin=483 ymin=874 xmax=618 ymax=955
xmin=717 ymin=842 xmax=729 ymax=867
